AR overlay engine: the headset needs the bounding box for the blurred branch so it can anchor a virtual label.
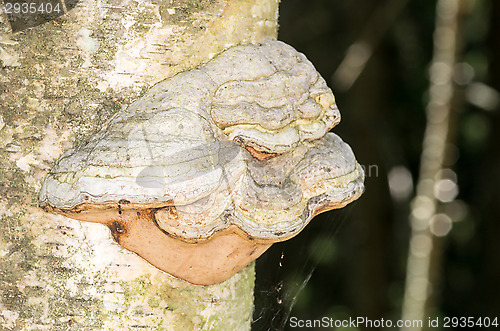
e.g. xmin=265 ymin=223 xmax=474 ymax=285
xmin=331 ymin=0 xmax=411 ymax=91
xmin=401 ymin=0 xmax=466 ymax=329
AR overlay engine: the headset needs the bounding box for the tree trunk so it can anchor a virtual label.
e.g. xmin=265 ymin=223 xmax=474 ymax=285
xmin=0 ymin=0 xmax=278 ymax=329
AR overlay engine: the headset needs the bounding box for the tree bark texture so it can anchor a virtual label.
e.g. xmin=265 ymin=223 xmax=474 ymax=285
xmin=0 ymin=0 xmax=279 ymax=329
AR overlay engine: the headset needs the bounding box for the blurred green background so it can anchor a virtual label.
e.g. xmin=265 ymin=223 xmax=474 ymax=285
xmin=253 ymin=0 xmax=500 ymax=330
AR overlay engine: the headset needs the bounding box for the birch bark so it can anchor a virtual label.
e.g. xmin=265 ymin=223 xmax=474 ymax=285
xmin=0 ymin=0 xmax=279 ymax=329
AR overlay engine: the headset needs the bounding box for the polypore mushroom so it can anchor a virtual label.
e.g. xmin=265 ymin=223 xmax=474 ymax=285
xmin=39 ymin=40 xmax=364 ymax=285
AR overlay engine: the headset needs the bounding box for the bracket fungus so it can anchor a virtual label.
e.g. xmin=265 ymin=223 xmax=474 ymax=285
xmin=39 ymin=40 xmax=364 ymax=285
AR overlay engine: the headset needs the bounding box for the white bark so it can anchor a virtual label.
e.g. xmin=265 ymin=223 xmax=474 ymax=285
xmin=0 ymin=0 xmax=279 ymax=329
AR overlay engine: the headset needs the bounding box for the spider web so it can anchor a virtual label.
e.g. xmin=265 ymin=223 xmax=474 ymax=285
xmin=252 ymin=207 xmax=353 ymax=331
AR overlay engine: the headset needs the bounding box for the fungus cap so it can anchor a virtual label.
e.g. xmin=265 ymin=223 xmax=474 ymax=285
xmin=39 ymin=40 xmax=364 ymax=285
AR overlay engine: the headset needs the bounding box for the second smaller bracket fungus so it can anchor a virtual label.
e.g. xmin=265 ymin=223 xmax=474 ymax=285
xmin=39 ymin=40 xmax=364 ymax=286
xmin=231 ymin=133 xmax=364 ymax=241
